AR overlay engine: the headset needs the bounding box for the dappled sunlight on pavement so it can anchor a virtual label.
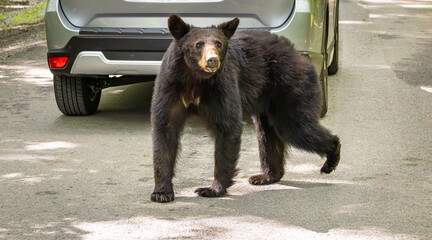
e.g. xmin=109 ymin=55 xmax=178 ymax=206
xmin=25 ymin=141 xmax=79 ymax=151
xmin=0 ymin=64 xmax=52 ymax=87
xmin=74 ymin=215 xmax=411 ymax=240
xmin=420 ymin=86 xmax=432 ymax=93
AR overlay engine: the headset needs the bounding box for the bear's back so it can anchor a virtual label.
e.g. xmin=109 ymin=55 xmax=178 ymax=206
xmin=231 ymin=30 xmax=296 ymax=61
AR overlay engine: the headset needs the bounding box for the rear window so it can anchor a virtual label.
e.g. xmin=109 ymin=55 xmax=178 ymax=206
xmin=60 ymin=0 xmax=295 ymax=29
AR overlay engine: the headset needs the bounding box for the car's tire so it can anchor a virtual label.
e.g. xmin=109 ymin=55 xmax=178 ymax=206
xmin=320 ymin=57 xmax=328 ymax=118
xmin=320 ymin=5 xmax=330 ymax=118
xmin=328 ymin=0 xmax=339 ymax=75
xmin=53 ymin=75 xmax=101 ymax=116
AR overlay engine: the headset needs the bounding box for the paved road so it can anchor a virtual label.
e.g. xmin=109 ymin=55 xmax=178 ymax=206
xmin=1 ymin=0 xmax=431 ymax=239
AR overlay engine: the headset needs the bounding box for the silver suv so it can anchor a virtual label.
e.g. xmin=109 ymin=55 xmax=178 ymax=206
xmin=45 ymin=0 xmax=339 ymax=116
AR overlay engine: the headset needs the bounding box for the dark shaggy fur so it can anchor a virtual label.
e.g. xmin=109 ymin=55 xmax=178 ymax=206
xmin=150 ymin=15 xmax=341 ymax=203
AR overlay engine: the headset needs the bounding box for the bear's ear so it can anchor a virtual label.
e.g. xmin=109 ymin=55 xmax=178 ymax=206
xmin=168 ymin=14 xmax=190 ymax=40
xmin=218 ymin=18 xmax=240 ymax=39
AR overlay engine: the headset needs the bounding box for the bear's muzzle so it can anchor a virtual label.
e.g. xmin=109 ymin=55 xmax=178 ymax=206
xmin=199 ymin=45 xmax=220 ymax=73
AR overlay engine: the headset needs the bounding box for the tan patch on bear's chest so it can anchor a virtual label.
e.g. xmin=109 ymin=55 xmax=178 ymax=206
xmin=180 ymin=84 xmax=201 ymax=108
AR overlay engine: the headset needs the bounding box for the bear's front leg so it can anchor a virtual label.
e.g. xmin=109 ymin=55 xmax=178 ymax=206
xmin=195 ymin=131 xmax=242 ymax=197
xmin=151 ymin=92 xmax=187 ymax=203
xmin=195 ymin=94 xmax=243 ymax=197
xmin=151 ymin=137 xmax=176 ymax=203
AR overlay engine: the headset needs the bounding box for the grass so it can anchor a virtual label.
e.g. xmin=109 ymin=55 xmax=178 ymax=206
xmin=11 ymin=2 xmax=46 ymax=25
xmin=0 ymin=12 xmax=12 ymax=22
xmin=0 ymin=2 xmax=46 ymax=29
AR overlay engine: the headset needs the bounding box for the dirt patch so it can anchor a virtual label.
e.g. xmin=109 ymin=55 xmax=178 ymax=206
xmin=0 ymin=0 xmax=46 ymax=63
xmin=0 ymin=22 xmax=45 ymax=63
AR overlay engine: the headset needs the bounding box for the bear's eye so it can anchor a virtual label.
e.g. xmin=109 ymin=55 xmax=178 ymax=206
xmin=215 ymin=41 xmax=222 ymax=48
xmin=195 ymin=42 xmax=204 ymax=49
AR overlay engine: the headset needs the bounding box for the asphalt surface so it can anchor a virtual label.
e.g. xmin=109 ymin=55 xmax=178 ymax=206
xmin=1 ymin=0 xmax=432 ymax=239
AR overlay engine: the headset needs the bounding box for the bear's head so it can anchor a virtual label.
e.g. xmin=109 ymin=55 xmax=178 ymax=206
xmin=168 ymin=14 xmax=240 ymax=79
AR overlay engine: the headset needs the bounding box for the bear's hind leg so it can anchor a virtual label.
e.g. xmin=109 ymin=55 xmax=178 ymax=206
xmin=276 ymin=118 xmax=341 ymax=174
xmin=249 ymin=115 xmax=286 ymax=185
xmin=321 ymin=138 xmax=341 ymax=174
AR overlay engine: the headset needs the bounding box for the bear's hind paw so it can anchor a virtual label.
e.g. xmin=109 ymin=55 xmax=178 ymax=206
xmin=321 ymin=142 xmax=341 ymax=174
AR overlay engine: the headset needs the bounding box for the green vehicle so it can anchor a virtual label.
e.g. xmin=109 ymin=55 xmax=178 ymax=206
xmin=45 ymin=0 xmax=339 ymax=116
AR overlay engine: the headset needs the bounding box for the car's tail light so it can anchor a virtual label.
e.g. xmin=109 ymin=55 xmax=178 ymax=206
xmin=49 ymin=56 xmax=69 ymax=68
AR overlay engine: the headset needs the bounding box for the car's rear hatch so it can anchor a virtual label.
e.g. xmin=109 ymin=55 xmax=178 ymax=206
xmin=60 ymin=0 xmax=295 ymax=29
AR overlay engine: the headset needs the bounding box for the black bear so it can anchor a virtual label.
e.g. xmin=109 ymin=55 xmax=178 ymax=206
xmin=150 ymin=15 xmax=341 ymax=203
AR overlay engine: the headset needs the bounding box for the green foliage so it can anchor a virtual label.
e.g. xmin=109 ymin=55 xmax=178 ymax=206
xmin=0 ymin=13 xmax=8 ymax=21
xmin=0 ymin=12 xmax=12 ymax=28
xmin=11 ymin=2 xmax=46 ymax=25
xmin=0 ymin=2 xmax=46 ymax=29
xmin=0 ymin=12 xmax=12 ymax=22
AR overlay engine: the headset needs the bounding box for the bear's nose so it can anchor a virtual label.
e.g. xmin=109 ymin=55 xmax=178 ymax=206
xmin=206 ymin=57 xmax=219 ymax=68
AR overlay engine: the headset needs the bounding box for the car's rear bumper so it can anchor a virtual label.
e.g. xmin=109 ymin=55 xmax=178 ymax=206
xmin=47 ymin=36 xmax=323 ymax=78
xmin=70 ymin=52 xmax=161 ymax=76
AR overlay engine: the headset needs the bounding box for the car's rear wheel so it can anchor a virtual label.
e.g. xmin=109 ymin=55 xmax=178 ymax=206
xmin=53 ymin=75 xmax=101 ymax=116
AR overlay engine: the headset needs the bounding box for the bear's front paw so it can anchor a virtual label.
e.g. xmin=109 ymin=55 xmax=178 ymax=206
xmin=151 ymin=192 xmax=175 ymax=203
xmin=194 ymin=187 xmax=225 ymax=198
xmin=248 ymin=174 xmax=279 ymax=185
